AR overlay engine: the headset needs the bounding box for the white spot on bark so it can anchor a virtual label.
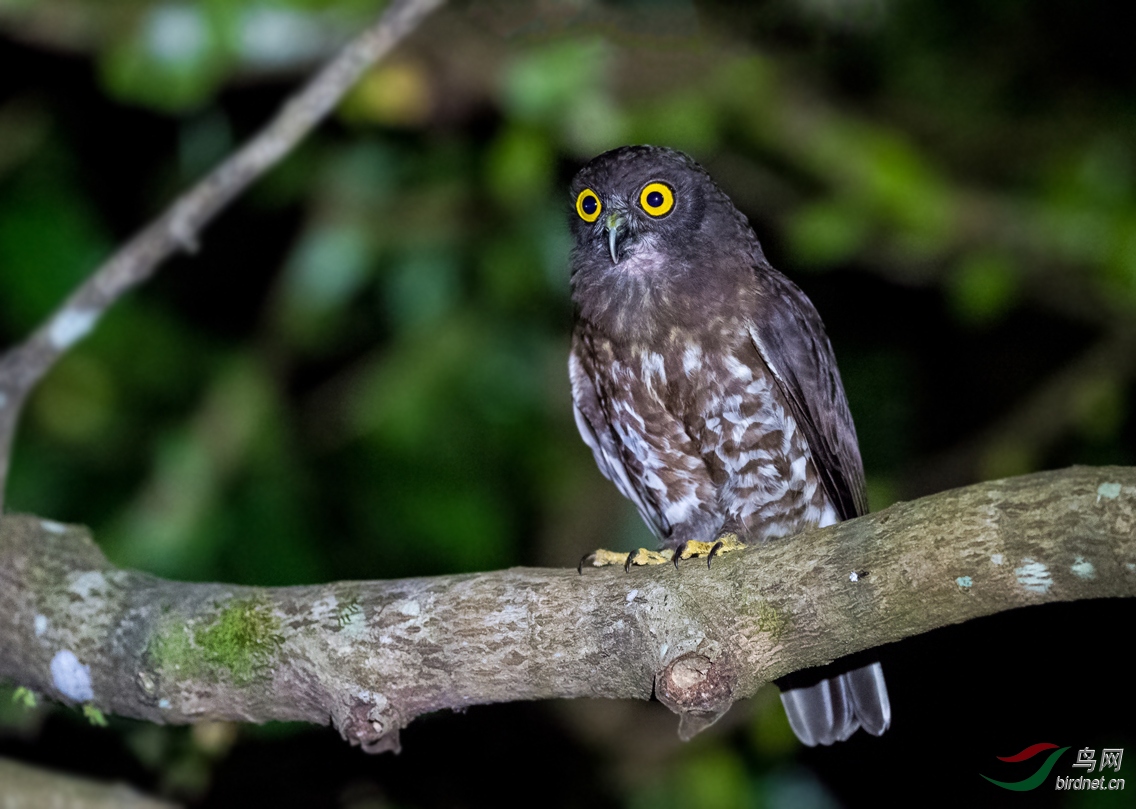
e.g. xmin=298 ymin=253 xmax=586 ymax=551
xmin=68 ymin=570 xmax=107 ymax=599
xmin=1015 ymin=558 xmax=1052 ymax=594
xmin=158 ymin=698 xmax=171 ymax=709
xmin=991 ymin=554 xmax=1004 ymax=565
xmin=849 ymin=571 xmax=859 ymax=582
xmin=50 ymin=650 xmax=93 ymax=702
xmin=626 ymin=589 xmax=639 ymax=602
xmin=41 ymin=520 xmax=67 ymax=534
xmin=397 ymin=601 xmax=420 ymax=617
xmin=137 ymin=671 xmax=156 ymax=695
xmin=1071 ymin=556 xmax=1096 ymax=579
xmin=1127 ymin=563 xmax=1136 ymax=573
xmin=1097 ymin=482 xmax=1121 ymax=502
xmin=355 ymin=690 xmax=388 ymax=711
xmin=956 ymin=576 xmax=972 ymax=588
xmin=34 ymin=615 xmax=48 ymax=637
xmin=309 ymin=594 xmax=338 ymax=622
xmin=339 ymin=607 xmax=366 ymax=639
xmin=48 ymin=308 xmax=100 ymax=350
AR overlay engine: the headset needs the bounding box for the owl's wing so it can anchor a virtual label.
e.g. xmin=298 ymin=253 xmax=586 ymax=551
xmin=750 ymin=269 xmax=888 ymax=745
xmin=569 ymin=339 xmax=668 ymax=539
xmin=747 ymin=266 xmax=868 ymax=520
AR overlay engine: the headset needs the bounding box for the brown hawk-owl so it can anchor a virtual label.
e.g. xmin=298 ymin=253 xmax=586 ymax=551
xmin=568 ymin=145 xmax=890 ymax=746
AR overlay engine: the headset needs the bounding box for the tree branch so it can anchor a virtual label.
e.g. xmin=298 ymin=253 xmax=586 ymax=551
xmin=0 ymin=757 xmax=177 ymax=809
xmin=0 ymin=0 xmax=445 ymax=511
xmin=2 ymin=466 xmax=1132 ymax=753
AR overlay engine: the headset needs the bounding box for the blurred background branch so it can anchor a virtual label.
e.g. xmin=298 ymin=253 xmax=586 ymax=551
xmin=0 ymin=0 xmax=444 ymax=512
xmin=0 ymin=756 xmax=177 ymax=809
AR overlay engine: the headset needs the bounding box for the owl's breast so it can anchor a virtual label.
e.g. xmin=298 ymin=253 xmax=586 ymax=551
xmin=674 ymin=335 xmax=836 ymax=539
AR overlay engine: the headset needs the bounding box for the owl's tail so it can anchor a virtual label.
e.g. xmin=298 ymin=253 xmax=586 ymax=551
xmin=777 ymin=660 xmax=891 ymax=746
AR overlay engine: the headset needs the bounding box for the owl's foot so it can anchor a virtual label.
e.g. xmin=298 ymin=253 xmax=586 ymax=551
xmin=673 ymin=532 xmax=746 ymax=569
xmin=577 ymin=547 xmax=674 ymax=573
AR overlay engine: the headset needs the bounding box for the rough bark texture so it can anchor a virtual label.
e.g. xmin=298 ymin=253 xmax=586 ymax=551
xmin=1 ymin=466 xmax=1133 ymax=752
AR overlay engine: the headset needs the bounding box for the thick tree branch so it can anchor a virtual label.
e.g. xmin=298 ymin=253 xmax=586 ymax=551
xmin=2 ymin=466 xmax=1132 ymax=752
xmin=0 ymin=757 xmax=176 ymax=809
xmin=0 ymin=0 xmax=444 ymax=510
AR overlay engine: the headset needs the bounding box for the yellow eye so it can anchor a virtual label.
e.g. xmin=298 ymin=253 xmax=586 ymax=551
xmin=576 ymin=189 xmax=602 ymax=223
xmin=639 ymin=182 xmax=674 ymax=217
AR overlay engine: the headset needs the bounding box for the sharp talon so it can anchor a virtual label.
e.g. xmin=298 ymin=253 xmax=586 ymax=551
xmin=624 ymin=552 xmax=634 ymax=573
xmin=578 ymin=553 xmax=596 ymax=574
xmin=707 ymin=540 xmax=725 ymax=569
xmin=673 ymin=541 xmax=687 ymax=569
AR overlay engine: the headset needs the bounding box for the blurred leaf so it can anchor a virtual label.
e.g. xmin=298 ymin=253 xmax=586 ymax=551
xmin=477 ymin=226 xmax=553 ymax=311
xmin=30 ymin=353 xmax=117 ymax=446
xmin=102 ymin=356 xmax=280 ymax=579
xmin=787 ymin=200 xmax=870 ymax=268
xmin=947 ymin=251 xmax=1019 ymax=325
xmin=979 ymin=442 xmax=1036 ymax=481
xmin=101 ymin=3 xmax=228 ymax=111
xmin=0 ymin=98 xmax=48 ymax=180
xmin=82 ymin=705 xmax=108 ymax=726
xmin=342 ymin=60 xmax=434 ymax=127
xmin=628 ymin=90 xmax=721 ymax=154
xmin=279 ymin=220 xmax=374 ymax=344
xmin=178 ymin=109 xmax=234 ymax=182
xmin=629 ymin=746 xmax=750 ymax=809
xmin=0 ymin=154 xmax=110 ymax=333
xmin=233 ymin=4 xmax=332 ymax=69
xmin=501 ymin=39 xmax=628 ymax=154
xmin=804 ymin=120 xmax=954 ymax=255
xmin=748 ymin=683 xmax=798 ymax=757
xmin=1072 ymin=377 xmax=1124 ymax=441
xmin=485 ymin=125 xmax=554 ymax=203
xmin=381 ymin=247 xmax=461 ymax=334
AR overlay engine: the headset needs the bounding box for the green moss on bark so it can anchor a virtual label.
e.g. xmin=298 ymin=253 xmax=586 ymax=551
xmin=149 ymin=597 xmax=283 ymax=685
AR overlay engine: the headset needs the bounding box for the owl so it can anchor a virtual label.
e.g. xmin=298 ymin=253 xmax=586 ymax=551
xmin=568 ymin=145 xmax=890 ymax=746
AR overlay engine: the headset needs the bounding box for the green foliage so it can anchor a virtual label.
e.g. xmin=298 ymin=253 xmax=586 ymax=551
xmin=82 ymin=704 xmax=108 ymax=726
xmin=948 ymin=252 xmax=1019 ymax=325
xmin=0 ymin=150 xmax=111 ymax=333
xmin=11 ymin=686 xmax=37 ymax=709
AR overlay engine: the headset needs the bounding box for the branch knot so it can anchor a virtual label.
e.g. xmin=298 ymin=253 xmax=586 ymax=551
xmin=655 ymin=651 xmax=737 ymax=741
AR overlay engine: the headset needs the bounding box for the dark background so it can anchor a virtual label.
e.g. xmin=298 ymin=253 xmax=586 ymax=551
xmin=1 ymin=0 xmax=1133 ymax=806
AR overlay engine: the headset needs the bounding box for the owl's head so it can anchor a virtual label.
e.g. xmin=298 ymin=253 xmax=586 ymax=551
xmin=568 ymin=145 xmax=763 ymax=335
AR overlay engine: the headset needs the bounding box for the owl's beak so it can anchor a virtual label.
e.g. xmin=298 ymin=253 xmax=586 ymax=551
xmin=605 ymin=212 xmax=627 ymax=264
